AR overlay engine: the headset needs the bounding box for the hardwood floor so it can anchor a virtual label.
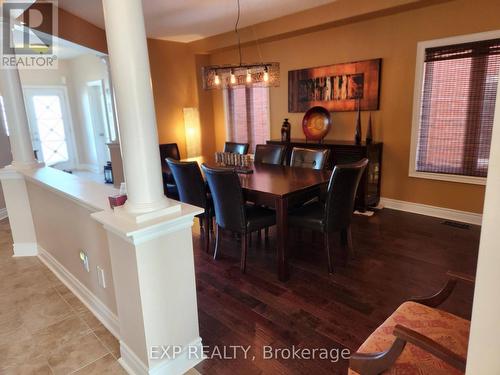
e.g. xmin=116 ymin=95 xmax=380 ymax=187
xmin=192 ymin=209 xmax=480 ymax=375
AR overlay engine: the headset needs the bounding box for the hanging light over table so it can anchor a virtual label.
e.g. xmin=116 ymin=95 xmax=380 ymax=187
xmin=202 ymin=0 xmax=280 ymax=90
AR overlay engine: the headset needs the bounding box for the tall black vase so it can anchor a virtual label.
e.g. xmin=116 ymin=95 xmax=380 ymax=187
xmin=366 ymin=113 xmax=373 ymax=144
xmin=354 ymin=101 xmax=362 ymax=145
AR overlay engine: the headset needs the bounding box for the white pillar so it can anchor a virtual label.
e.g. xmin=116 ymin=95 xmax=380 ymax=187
xmin=0 ymin=67 xmax=37 ymax=169
xmin=102 ymin=0 xmax=171 ymax=218
xmin=466 ymin=59 xmax=500 ymax=374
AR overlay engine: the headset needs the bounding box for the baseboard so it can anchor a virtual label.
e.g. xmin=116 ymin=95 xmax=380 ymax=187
xmin=37 ymin=245 xmax=121 ymax=339
xmin=380 ymin=197 xmax=483 ymax=225
xmin=13 ymin=242 xmax=38 ymax=257
xmin=119 ymin=338 xmax=203 ymax=375
xmin=0 ymin=207 xmax=7 ymax=221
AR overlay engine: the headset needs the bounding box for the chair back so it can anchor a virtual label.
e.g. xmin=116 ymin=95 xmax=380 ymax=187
xmin=167 ymin=158 xmax=207 ymax=208
xmin=224 ymin=142 xmax=249 ymax=155
xmin=159 ymin=143 xmax=180 ymax=169
xmin=324 ymin=158 xmax=368 ymax=231
xmin=254 ymin=144 xmax=286 ymax=165
xmin=201 ymin=164 xmax=246 ymax=232
xmin=290 ymin=147 xmax=330 ymax=170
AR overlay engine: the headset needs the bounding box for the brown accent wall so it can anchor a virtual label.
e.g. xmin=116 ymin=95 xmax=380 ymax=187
xmin=207 ymin=0 xmax=500 ymax=214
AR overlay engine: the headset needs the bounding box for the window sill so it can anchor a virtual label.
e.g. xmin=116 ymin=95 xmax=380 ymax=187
xmin=409 ymin=170 xmax=486 ymax=186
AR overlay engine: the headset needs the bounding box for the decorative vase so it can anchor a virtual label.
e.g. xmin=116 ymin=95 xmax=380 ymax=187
xmin=366 ymin=113 xmax=373 ymax=144
xmin=281 ymin=118 xmax=291 ymax=143
xmin=354 ymin=100 xmax=362 ymax=145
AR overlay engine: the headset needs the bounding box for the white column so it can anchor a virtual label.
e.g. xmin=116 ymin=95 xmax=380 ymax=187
xmin=0 ymin=66 xmax=37 ymax=169
xmin=102 ymin=0 xmax=171 ymax=218
xmin=466 ymin=60 xmax=500 ymax=374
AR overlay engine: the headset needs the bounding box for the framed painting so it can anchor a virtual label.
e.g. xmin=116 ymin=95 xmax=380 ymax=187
xmin=288 ymin=58 xmax=381 ymax=112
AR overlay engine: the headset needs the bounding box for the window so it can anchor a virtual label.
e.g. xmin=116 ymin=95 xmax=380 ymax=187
xmin=410 ymin=32 xmax=500 ymax=184
xmin=0 ymin=96 xmax=9 ymax=136
xmin=224 ymin=87 xmax=270 ymax=153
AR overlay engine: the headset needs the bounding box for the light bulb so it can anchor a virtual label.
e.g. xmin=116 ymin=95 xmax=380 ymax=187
xmin=246 ymin=69 xmax=252 ymax=83
xmin=263 ymin=66 xmax=269 ymax=82
xmin=214 ymin=72 xmax=220 ymax=85
xmin=230 ymin=70 xmax=236 ymax=84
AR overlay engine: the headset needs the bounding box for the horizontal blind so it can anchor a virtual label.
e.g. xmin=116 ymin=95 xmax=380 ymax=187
xmin=227 ymin=87 xmax=270 ymax=153
xmin=417 ymin=38 xmax=500 ymax=178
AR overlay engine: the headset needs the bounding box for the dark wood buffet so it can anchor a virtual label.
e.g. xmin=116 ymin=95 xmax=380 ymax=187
xmin=266 ymin=139 xmax=383 ymax=211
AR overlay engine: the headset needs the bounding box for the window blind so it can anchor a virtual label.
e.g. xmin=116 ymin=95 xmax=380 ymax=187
xmin=417 ymin=38 xmax=500 ymax=178
xmin=226 ymin=87 xmax=270 ymax=153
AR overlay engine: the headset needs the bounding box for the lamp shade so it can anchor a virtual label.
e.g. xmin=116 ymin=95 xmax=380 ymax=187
xmin=183 ymin=107 xmax=202 ymax=158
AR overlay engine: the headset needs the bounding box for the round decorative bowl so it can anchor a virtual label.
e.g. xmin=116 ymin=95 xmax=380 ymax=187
xmin=302 ymin=106 xmax=332 ymax=142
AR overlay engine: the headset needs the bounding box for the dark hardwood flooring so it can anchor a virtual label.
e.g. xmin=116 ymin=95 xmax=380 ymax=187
xmin=192 ymin=209 xmax=480 ymax=375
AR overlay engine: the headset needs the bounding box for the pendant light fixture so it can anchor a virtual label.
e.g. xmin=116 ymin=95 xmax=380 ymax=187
xmin=202 ymin=0 xmax=280 ymax=90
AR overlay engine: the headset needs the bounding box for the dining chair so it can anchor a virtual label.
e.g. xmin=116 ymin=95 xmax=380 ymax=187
xmin=288 ymin=158 xmax=368 ymax=273
xmin=254 ymin=144 xmax=286 ymax=165
xmin=290 ymin=147 xmax=330 ymax=170
xmin=167 ymin=158 xmax=213 ymax=253
xmin=224 ymin=142 xmax=249 ymax=155
xmin=201 ymin=164 xmax=276 ymax=273
xmin=159 ymin=143 xmax=180 ymax=199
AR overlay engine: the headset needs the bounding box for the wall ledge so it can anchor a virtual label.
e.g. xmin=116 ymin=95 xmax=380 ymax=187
xmin=380 ymin=197 xmax=483 ymax=225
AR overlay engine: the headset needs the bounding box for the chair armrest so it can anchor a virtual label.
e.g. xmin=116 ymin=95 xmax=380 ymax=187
xmin=349 ymin=324 xmax=467 ymax=375
xmin=393 ymin=324 xmax=466 ymax=372
xmin=409 ymin=270 xmax=475 ymax=308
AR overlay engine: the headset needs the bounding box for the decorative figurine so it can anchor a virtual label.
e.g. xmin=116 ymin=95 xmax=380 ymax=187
xmin=281 ymin=118 xmax=291 ymax=143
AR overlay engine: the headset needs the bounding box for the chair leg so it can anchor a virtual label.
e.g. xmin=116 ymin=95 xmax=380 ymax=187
xmin=204 ymin=213 xmax=210 ymax=254
xmin=257 ymin=229 xmax=262 ymax=245
xmin=325 ymin=232 xmax=334 ymax=274
xmin=241 ymin=232 xmax=248 ymax=273
xmin=340 ymin=226 xmax=354 ymax=257
xmin=214 ymin=225 xmax=221 ymax=260
xmin=265 ymin=227 xmax=270 ymax=249
xmin=311 ymin=230 xmax=316 ymax=243
xmin=249 ymin=232 xmax=252 ymax=247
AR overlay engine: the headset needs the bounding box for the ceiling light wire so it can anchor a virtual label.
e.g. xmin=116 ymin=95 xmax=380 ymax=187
xmin=235 ymin=0 xmax=242 ymax=67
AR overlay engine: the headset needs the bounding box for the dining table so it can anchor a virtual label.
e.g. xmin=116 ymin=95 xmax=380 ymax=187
xmin=174 ymin=156 xmax=332 ymax=281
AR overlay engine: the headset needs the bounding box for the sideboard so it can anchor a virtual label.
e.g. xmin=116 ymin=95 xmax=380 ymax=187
xmin=266 ymin=139 xmax=383 ymax=211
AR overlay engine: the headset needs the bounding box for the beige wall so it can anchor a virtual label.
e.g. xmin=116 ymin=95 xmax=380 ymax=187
xmin=208 ymin=0 xmax=500 ymax=214
xmin=26 ymin=180 xmax=118 ymax=314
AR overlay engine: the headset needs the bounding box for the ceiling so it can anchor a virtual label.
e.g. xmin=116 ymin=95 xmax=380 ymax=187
xmin=57 ymin=0 xmax=336 ymax=43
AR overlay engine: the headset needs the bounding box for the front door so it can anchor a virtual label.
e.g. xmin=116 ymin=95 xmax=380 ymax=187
xmin=24 ymin=87 xmax=76 ymax=169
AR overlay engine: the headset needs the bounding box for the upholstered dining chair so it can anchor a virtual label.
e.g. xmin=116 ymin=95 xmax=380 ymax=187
xmin=290 ymin=147 xmax=330 ymax=170
xmin=224 ymin=142 xmax=249 ymax=155
xmin=159 ymin=143 xmax=180 ymax=199
xmin=201 ymin=164 xmax=276 ymax=273
xmin=167 ymin=158 xmax=213 ymax=253
xmin=254 ymin=144 xmax=286 ymax=165
xmin=288 ymin=158 xmax=368 ymax=273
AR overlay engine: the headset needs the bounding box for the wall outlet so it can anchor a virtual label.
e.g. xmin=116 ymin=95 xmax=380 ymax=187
xmin=97 ymin=266 xmax=106 ymax=288
xmin=79 ymin=250 xmax=90 ymax=272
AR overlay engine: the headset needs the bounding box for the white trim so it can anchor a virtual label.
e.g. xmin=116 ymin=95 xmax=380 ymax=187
xmin=37 ymin=245 xmax=121 ymax=338
xmin=12 ymin=242 xmax=38 ymax=257
xmin=0 ymin=207 xmax=7 ymax=220
xmin=380 ymin=197 xmax=482 ymax=226
xmin=409 ymin=30 xmax=500 ymax=186
xmin=119 ymin=338 xmax=203 ymax=375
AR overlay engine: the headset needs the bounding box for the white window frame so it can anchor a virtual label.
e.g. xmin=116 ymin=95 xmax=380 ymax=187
xmin=409 ymin=30 xmax=500 ymax=185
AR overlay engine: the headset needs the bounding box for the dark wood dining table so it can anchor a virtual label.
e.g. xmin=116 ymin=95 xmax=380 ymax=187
xmin=182 ymin=157 xmax=331 ymax=281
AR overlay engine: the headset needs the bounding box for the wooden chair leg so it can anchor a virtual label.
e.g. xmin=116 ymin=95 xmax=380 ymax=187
xmin=241 ymin=232 xmax=248 ymax=273
xmin=204 ymin=213 xmax=210 ymax=254
xmin=214 ymin=225 xmax=221 ymax=260
xmin=325 ymin=232 xmax=334 ymax=274
xmin=265 ymin=227 xmax=270 ymax=249
xmin=249 ymin=232 xmax=252 ymax=247
xmin=257 ymin=229 xmax=262 ymax=245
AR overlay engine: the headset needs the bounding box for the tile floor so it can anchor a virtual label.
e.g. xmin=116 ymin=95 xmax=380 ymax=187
xmin=0 ymin=218 xmax=125 ymax=374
